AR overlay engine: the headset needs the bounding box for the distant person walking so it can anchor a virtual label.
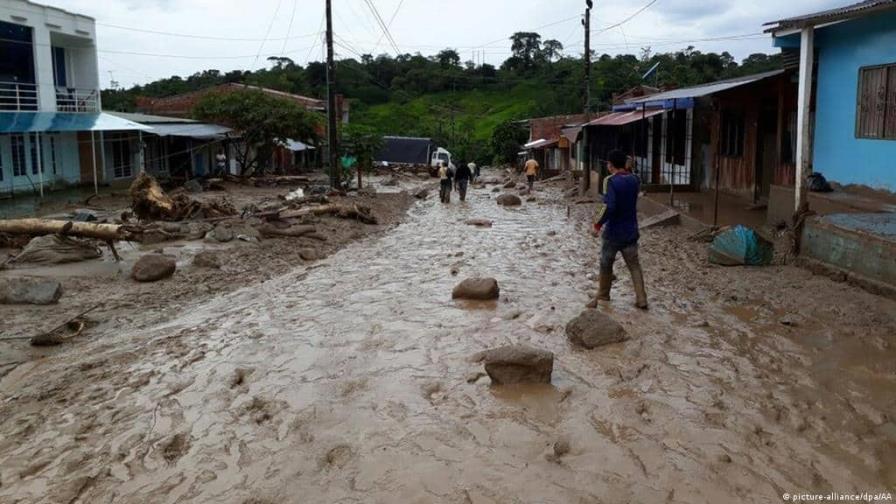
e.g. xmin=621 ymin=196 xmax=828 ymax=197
xmin=215 ymin=149 xmax=227 ymax=175
xmin=524 ymin=156 xmax=539 ymax=191
xmin=438 ymin=161 xmax=453 ymax=203
xmin=589 ymin=149 xmax=648 ymax=309
xmin=455 ymin=161 xmax=472 ymax=201
xmin=470 ymin=162 xmax=480 ymax=182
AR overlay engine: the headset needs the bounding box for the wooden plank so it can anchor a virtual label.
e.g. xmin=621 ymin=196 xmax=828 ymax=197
xmin=859 ymin=66 xmax=887 ymax=138
xmin=886 ymin=66 xmax=896 ymax=139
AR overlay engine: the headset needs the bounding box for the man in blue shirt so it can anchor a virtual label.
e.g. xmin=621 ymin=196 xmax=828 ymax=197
xmin=589 ymin=149 xmax=648 ymax=309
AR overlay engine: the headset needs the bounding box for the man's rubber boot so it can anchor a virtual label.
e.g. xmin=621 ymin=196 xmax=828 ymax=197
xmin=587 ymin=268 xmax=614 ymax=308
xmin=628 ymin=263 xmax=648 ymax=310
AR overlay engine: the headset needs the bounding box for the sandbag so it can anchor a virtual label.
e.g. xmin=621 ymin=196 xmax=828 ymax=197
xmin=708 ymin=225 xmax=773 ymax=266
xmin=12 ymin=235 xmax=102 ymax=265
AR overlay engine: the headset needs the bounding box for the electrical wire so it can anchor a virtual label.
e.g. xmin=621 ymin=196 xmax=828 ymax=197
xmin=252 ymin=0 xmax=285 ymax=69
xmin=361 ymin=0 xmax=401 ymax=54
xmin=372 ymin=0 xmax=407 ymax=55
xmin=280 ymin=0 xmax=299 ymax=55
xmin=593 ymin=0 xmax=660 ymax=35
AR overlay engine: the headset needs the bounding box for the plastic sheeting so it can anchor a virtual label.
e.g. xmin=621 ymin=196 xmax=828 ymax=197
xmin=708 ymin=225 xmax=774 ymax=266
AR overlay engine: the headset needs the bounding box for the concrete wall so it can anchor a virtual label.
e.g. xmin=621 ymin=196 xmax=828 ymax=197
xmin=811 ymin=11 xmax=896 ymax=191
xmin=0 ymin=0 xmax=98 ymax=111
xmin=801 ymin=214 xmax=896 ymax=291
xmin=0 ymin=131 xmax=81 ymax=194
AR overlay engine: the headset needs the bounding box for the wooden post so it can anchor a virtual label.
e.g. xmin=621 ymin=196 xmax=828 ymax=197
xmin=90 ymin=130 xmax=98 ymax=195
xmin=325 ymin=0 xmax=340 ymax=189
xmin=794 ymin=26 xmax=814 ymax=215
xmin=36 ymin=132 xmax=44 ymax=198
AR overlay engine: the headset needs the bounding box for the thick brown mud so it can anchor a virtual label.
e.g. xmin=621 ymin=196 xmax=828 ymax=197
xmin=1 ymin=175 xmax=894 ymax=503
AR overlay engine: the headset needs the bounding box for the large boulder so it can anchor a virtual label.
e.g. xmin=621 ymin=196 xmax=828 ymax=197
xmin=0 ymin=278 xmax=63 ymax=305
xmin=452 ymin=277 xmax=500 ymax=300
xmin=496 ymin=193 xmax=522 ymax=206
xmin=566 ymin=309 xmax=628 ymax=349
xmin=480 ymin=344 xmax=554 ymax=385
xmin=132 ymin=254 xmax=177 ymax=282
xmin=205 ymin=225 xmax=235 ymax=243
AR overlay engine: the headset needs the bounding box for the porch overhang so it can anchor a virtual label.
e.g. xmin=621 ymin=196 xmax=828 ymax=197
xmin=0 ymin=112 xmax=152 ymax=133
xmin=587 ymin=108 xmax=665 ymax=126
xmin=144 ymin=123 xmax=232 ymax=140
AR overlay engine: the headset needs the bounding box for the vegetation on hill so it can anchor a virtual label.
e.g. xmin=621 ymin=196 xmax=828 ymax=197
xmin=102 ymin=32 xmax=782 ymax=164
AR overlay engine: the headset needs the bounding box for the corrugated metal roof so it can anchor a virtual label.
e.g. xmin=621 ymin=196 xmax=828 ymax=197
xmin=0 ymin=112 xmax=152 ymax=133
xmin=108 ymin=111 xmax=198 ymax=124
xmin=587 ymin=109 xmax=664 ymax=126
xmin=525 ymin=138 xmax=558 ymax=150
xmin=145 ymin=123 xmax=231 ymax=139
xmin=764 ymin=0 xmax=896 ymax=31
xmin=626 ymin=70 xmax=786 ymax=104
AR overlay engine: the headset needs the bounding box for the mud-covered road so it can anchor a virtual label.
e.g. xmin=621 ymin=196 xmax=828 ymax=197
xmin=1 ymin=177 xmax=894 ymax=503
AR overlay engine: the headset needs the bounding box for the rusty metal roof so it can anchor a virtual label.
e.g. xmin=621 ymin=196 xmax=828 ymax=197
xmin=587 ymin=109 xmax=664 ymax=127
xmin=764 ymin=0 xmax=896 ymax=32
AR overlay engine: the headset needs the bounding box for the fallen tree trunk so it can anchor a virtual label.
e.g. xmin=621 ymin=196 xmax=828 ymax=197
xmin=277 ymin=204 xmax=378 ymax=225
xmin=258 ymin=224 xmax=317 ymax=238
xmin=0 ymin=219 xmax=125 ymax=241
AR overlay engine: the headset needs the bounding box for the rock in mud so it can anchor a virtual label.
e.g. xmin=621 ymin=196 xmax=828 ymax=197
xmin=414 ymin=188 xmax=429 ymax=199
xmin=132 ymin=254 xmax=177 ymax=282
xmin=496 ymin=193 xmax=522 ymax=206
xmin=480 ymin=344 xmax=554 ymax=385
xmin=183 ymin=179 xmax=203 ymax=193
xmin=503 ymin=180 xmax=516 ymax=188
xmin=566 ymin=309 xmax=628 ymax=349
xmin=299 ymin=248 xmax=321 ymax=261
xmin=0 ymin=278 xmax=63 ymax=305
xmin=452 ymin=277 xmax=500 ymax=300
xmin=491 ymin=187 xmax=501 ymax=193
xmin=205 ymin=225 xmax=235 ymax=243
xmin=192 ymin=251 xmax=222 ymax=269
xmin=381 ymin=176 xmax=400 ymax=187
xmin=464 ymin=218 xmax=493 ymax=228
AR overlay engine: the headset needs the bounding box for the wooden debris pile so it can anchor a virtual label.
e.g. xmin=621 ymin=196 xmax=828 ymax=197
xmin=130 ymin=172 xmax=237 ymax=221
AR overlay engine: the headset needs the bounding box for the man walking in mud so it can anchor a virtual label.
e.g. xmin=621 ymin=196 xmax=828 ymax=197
xmin=524 ymin=156 xmax=539 ymax=191
xmin=589 ymin=149 xmax=648 ymax=309
xmin=454 ymin=161 xmax=472 ymax=201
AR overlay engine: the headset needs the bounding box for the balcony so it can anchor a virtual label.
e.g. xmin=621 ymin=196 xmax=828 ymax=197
xmin=0 ymin=81 xmax=38 ymax=111
xmin=55 ymin=87 xmax=99 ymax=112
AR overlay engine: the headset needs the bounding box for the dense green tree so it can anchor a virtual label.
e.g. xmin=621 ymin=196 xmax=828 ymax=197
xmin=193 ymin=90 xmax=321 ymax=175
xmin=490 ymin=120 xmax=529 ymax=164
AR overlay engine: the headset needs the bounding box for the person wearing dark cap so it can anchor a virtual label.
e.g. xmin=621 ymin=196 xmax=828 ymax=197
xmin=588 ymin=149 xmax=648 ymax=309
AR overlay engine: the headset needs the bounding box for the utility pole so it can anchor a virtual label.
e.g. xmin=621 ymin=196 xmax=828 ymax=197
xmin=581 ymin=0 xmax=593 ymax=194
xmin=325 ymin=0 xmax=340 ymax=188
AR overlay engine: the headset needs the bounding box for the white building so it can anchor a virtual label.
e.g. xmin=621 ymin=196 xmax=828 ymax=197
xmin=0 ymin=0 xmax=148 ymax=196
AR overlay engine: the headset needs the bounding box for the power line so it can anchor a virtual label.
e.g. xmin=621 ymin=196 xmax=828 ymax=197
xmin=373 ymin=0 xmax=407 ymax=54
xmin=252 ymin=0 xmax=285 ymax=69
xmin=280 ymin=0 xmax=299 ymax=55
xmin=593 ymin=0 xmax=661 ymax=35
xmin=361 ymin=0 xmax=401 ymax=54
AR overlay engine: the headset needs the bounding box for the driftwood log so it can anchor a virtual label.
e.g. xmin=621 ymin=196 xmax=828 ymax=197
xmin=276 ymin=204 xmax=378 ymax=225
xmin=257 ymin=224 xmax=317 ymax=238
xmin=0 ymin=219 xmax=126 ymax=241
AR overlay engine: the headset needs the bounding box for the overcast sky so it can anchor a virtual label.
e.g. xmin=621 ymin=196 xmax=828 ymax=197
xmin=45 ymin=0 xmax=844 ymax=89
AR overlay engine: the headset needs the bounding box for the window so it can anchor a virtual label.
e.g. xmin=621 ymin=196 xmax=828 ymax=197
xmin=720 ymin=111 xmax=745 ymax=158
xmin=856 ymin=63 xmax=896 ymax=140
xmin=110 ymin=133 xmax=132 ymax=178
xmin=49 ymin=135 xmax=57 ymax=174
xmin=665 ymin=109 xmax=687 ymax=165
xmin=11 ymin=135 xmax=25 ymax=176
xmin=28 ymin=133 xmax=40 ymax=174
xmin=52 ymin=47 xmax=67 ymax=87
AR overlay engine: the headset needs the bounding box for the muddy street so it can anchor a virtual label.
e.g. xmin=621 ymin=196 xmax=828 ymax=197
xmin=1 ymin=178 xmax=894 ymax=503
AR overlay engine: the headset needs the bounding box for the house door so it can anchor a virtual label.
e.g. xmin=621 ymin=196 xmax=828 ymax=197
xmin=651 ymin=115 xmax=663 ymax=184
xmin=755 ymin=99 xmax=778 ymax=201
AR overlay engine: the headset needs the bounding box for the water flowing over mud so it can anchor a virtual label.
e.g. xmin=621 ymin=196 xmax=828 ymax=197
xmin=1 ymin=179 xmax=894 ymax=503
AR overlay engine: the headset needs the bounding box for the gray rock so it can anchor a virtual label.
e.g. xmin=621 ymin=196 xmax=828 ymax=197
xmin=452 ymin=277 xmax=500 ymax=300
xmin=72 ymin=209 xmax=97 ymax=222
xmin=205 ymin=226 xmax=235 ymax=243
xmin=299 ymin=248 xmax=321 ymax=261
xmin=414 ymin=188 xmax=429 ymax=199
xmin=464 ymin=218 xmax=493 ymax=228
xmin=192 ymin=251 xmax=222 ymax=269
xmin=480 ymin=344 xmax=554 ymax=385
xmin=496 ymin=193 xmax=522 ymax=206
xmin=0 ymin=278 xmax=63 ymax=305
xmin=491 ymin=187 xmax=501 ymax=193
xmin=503 ymin=180 xmax=516 ymax=188
xmin=566 ymin=309 xmax=628 ymax=349
xmin=132 ymin=254 xmax=177 ymax=282
xmin=183 ymin=179 xmax=203 ymax=193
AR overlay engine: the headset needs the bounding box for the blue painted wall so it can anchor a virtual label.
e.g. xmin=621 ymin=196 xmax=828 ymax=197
xmin=812 ymin=11 xmax=896 ymax=191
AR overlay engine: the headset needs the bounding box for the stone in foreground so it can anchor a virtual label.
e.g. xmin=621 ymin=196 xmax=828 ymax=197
xmin=496 ymin=193 xmax=522 ymax=206
xmin=0 ymin=278 xmax=63 ymax=305
xmin=464 ymin=218 xmax=493 ymax=228
xmin=481 ymin=344 xmax=554 ymax=385
xmin=132 ymin=254 xmax=177 ymax=282
xmin=566 ymin=309 xmax=628 ymax=349
xmin=452 ymin=277 xmax=500 ymax=300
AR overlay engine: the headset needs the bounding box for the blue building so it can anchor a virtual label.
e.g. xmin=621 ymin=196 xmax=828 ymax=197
xmin=767 ymin=0 xmax=896 ymax=206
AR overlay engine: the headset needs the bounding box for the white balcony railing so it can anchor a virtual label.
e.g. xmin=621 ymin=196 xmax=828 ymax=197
xmin=0 ymin=81 xmax=39 ymax=111
xmin=55 ymin=87 xmax=100 ymax=113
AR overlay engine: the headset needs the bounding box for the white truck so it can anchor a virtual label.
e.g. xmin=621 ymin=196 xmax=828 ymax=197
xmin=430 ymin=147 xmax=455 ymax=172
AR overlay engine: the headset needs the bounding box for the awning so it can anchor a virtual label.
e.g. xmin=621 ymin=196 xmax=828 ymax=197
xmin=144 ymin=123 xmax=231 ymax=140
xmin=524 ymin=138 xmax=559 ymax=150
xmin=618 ymin=69 xmax=787 ymax=111
xmin=282 ymin=139 xmax=315 ymax=151
xmin=0 ymin=112 xmax=153 ymax=133
xmin=587 ymin=109 xmax=664 ymax=127
xmin=561 ymin=125 xmax=584 ymax=142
